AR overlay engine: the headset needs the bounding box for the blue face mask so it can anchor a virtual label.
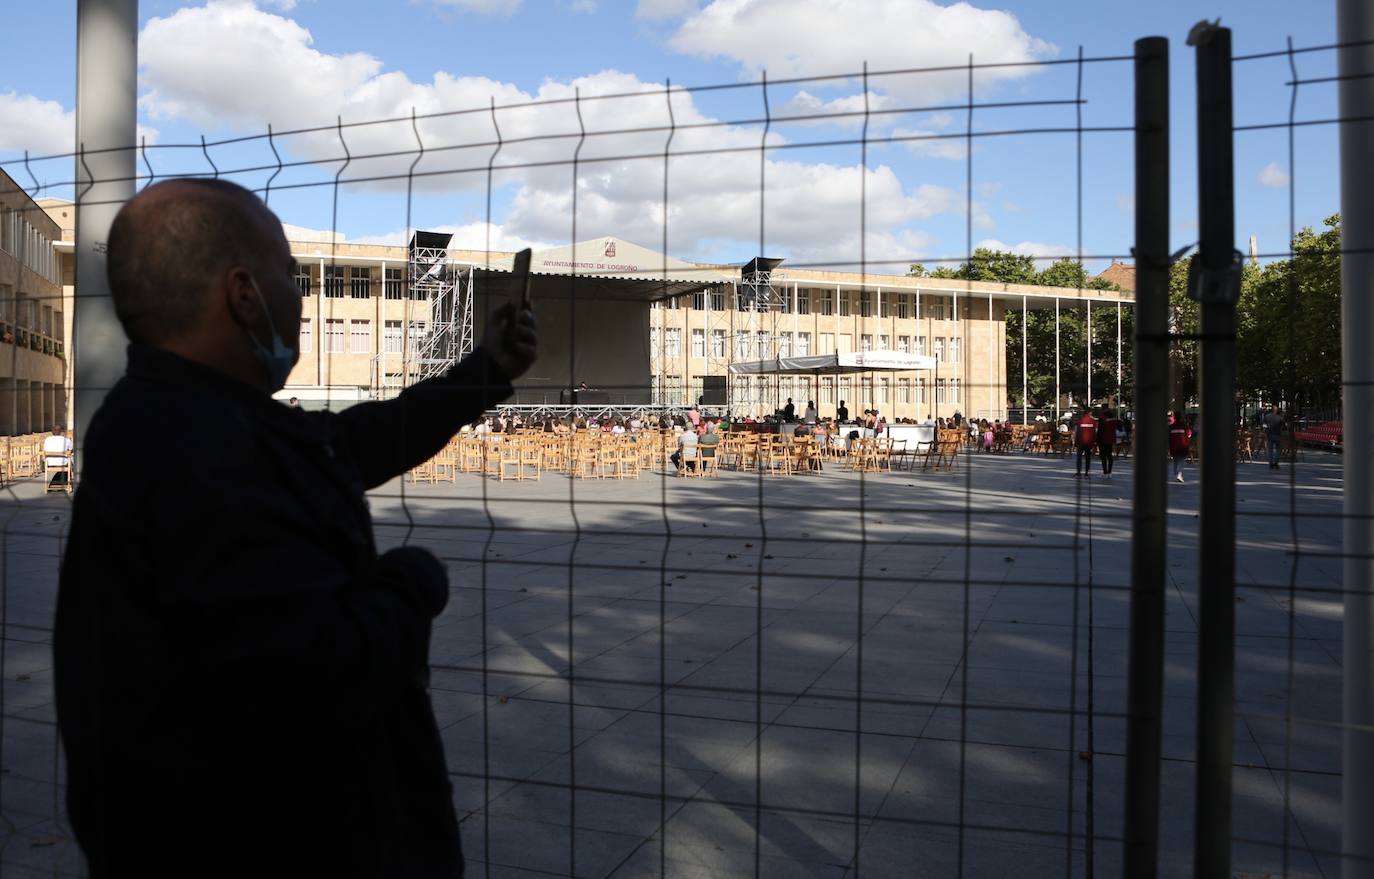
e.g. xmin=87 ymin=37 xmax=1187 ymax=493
xmin=245 ymin=278 xmax=297 ymax=392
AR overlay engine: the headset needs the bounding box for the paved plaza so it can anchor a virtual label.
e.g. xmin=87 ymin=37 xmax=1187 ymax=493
xmin=0 ymin=448 xmax=1346 ymax=877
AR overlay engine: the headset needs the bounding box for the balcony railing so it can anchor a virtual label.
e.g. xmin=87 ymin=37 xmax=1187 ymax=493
xmin=0 ymin=322 xmax=65 ymax=360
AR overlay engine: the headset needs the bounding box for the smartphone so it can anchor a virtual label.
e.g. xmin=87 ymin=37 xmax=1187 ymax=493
xmin=510 ymin=248 xmax=533 ymax=310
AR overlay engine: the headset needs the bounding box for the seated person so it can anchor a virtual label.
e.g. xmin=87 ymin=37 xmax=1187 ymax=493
xmin=670 ymin=427 xmax=699 ymax=471
xmin=44 ymin=426 xmax=74 ymax=488
xmin=698 ymin=423 xmax=721 ymax=461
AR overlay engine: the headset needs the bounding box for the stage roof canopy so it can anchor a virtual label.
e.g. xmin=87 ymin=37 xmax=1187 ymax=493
xmin=476 ymin=236 xmax=734 ymax=301
xmin=729 ymin=351 xmax=937 ymax=375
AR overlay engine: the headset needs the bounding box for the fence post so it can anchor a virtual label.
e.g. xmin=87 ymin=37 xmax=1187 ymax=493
xmin=74 ymin=0 xmax=137 ymax=477
xmin=1187 ymin=21 xmax=1239 ymax=879
xmin=1123 ymin=35 xmax=1169 ymax=879
xmin=1337 ymin=1 xmax=1374 ymax=875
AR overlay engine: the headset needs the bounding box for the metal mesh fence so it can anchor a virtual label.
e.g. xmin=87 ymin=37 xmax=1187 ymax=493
xmin=0 ymin=26 xmax=1367 ymax=879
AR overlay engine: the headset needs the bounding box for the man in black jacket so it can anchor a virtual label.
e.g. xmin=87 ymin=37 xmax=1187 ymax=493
xmin=53 ymin=179 xmax=536 ymax=877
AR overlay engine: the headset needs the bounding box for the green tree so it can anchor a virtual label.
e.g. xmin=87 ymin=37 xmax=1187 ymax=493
xmin=1235 ymin=214 xmax=1342 ymax=411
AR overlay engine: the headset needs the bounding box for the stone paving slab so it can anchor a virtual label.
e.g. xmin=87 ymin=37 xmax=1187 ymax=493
xmin=0 ymin=449 xmax=1347 ymax=877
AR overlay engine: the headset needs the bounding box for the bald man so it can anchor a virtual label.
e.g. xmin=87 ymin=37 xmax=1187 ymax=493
xmin=53 ymin=179 xmax=536 ymax=877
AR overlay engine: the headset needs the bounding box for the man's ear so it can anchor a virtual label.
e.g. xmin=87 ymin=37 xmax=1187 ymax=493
xmin=223 ymin=267 xmax=262 ymax=327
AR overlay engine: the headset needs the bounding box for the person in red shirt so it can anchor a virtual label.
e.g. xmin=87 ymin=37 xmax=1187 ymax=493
xmin=1096 ymin=404 xmax=1119 ymax=479
xmin=1074 ymin=407 xmax=1097 ymax=478
xmin=1169 ymin=410 xmax=1191 ymax=483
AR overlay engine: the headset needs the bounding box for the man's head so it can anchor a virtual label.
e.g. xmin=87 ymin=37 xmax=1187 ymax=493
xmin=107 ymin=179 xmax=302 ymax=391
xmin=51 ymin=425 xmax=63 ymax=436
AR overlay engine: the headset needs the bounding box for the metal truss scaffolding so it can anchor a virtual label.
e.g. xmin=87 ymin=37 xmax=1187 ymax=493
xmin=732 ymin=257 xmax=784 ymax=414
xmin=409 ymin=231 xmax=474 ymax=384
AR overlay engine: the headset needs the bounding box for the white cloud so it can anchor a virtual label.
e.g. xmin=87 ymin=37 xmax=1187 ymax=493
xmin=778 ymin=90 xmax=888 ymax=126
xmin=668 ymin=0 xmax=1055 ymax=102
xmin=1257 ymin=162 xmax=1289 ymax=189
xmin=888 ymin=127 xmax=965 ymax=159
xmin=0 ymin=92 xmax=74 ymax=155
xmin=280 ymin=222 xmax=345 ymax=244
xmin=353 ymin=222 xmax=549 ymax=252
xmin=432 ymin=0 xmax=523 ymax=12
xmin=976 ymin=237 xmax=1075 ymax=268
xmin=636 ymin=0 xmax=698 ymax=19
xmin=136 ymin=0 xmax=958 ymax=273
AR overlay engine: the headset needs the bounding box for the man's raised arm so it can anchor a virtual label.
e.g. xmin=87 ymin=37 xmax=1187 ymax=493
xmin=334 ymin=303 xmax=538 ymax=489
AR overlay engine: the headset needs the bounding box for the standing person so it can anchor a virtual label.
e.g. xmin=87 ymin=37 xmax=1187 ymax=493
xmin=1263 ymin=404 xmax=1284 ymax=470
xmin=1096 ymin=404 xmax=1118 ymax=478
xmin=53 ymin=179 xmax=538 ymax=877
xmin=1169 ymin=410 xmax=1191 ymax=483
xmin=1074 ymin=406 xmax=1098 ymax=478
xmin=836 ymin=399 xmax=850 ymax=423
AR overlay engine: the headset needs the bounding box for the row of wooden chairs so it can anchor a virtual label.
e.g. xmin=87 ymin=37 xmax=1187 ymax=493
xmin=410 ymin=430 xmax=678 ymax=483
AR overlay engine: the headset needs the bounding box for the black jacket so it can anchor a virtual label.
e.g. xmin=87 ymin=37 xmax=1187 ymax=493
xmin=54 ymin=344 xmax=512 ymax=878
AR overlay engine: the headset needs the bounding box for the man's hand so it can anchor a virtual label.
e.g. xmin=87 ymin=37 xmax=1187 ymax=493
xmin=485 ymin=303 xmax=538 ymax=381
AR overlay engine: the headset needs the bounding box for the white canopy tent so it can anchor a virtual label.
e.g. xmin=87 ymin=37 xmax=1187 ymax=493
xmin=727 ymin=351 xmax=938 ymax=416
xmin=728 ymin=351 xmax=937 ymax=375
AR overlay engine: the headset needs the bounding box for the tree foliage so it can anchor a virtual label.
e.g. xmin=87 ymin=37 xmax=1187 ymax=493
xmin=928 ymin=251 xmax=1129 ymax=410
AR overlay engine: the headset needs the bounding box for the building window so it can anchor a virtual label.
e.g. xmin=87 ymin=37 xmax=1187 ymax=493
xmin=936 ymin=378 xmax=947 ymax=404
xmin=324 ymin=266 xmax=346 ymax=298
xmin=666 ymin=375 xmax=682 ymax=405
xmin=820 ymin=332 xmax=834 ymax=354
xmin=781 ymin=289 xmax=792 ymax=314
xmin=953 ymin=378 xmax=962 ymax=403
xmin=735 ymin=333 xmax=750 ymax=358
xmin=898 ymin=294 xmax=910 ymax=319
xmin=917 ymin=336 xmax=927 ymax=357
xmin=797 ymin=332 xmax=811 ymax=356
xmin=820 ymin=289 xmax=834 ymax=316
xmin=325 ymin=319 xmax=345 ymax=353
xmin=754 ymin=330 xmax=768 ymax=358
xmin=692 ymin=291 xmax=706 ymax=311
xmin=384 ymin=267 xmax=405 ymax=300
xmin=918 ymin=377 xmax=927 ymax=404
xmin=779 ymin=332 xmax=793 ymax=357
xmin=691 ymin=328 xmax=705 ymax=358
xmin=840 ymin=376 xmax=852 ymax=404
xmin=350 ymin=268 xmax=372 ymax=299
xmin=839 ymin=291 xmax=850 ymax=317
xmin=879 ymin=334 xmax=890 ymax=351
xmin=383 ymin=320 xmax=403 ymax=354
xmin=860 ymin=292 xmax=872 ymax=318
xmin=711 ymin=329 xmax=726 ymax=357
xmin=950 ymin=336 xmax=962 ymax=363
xmin=822 ymin=376 xmax=835 ymax=403
xmin=797 ymin=289 xmax=810 ymax=314
xmin=898 ymin=335 xmax=910 ymax=353
xmin=880 ymin=377 xmax=890 ymax=403
xmin=861 ymin=334 xmax=873 ymax=352
xmin=665 ymin=328 xmax=681 ymax=357
xmin=899 ymin=377 xmax=911 ymax=403
xmin=935 ymin=337 xmax=946 ymax=361
xmin=349 ymin=319 xmax=372 ymax=353
xmin=840 ymin=333 xmax=852 ymax=353
xmin=711 ymin=288 xmax=726 ymax=311
xmin=294 ymin=266 xmax=313 ymax=297
xmin=861 ymin=376 xmax=874 ymax=404
xmin=299 ymin=319 xmax=313 ymax=353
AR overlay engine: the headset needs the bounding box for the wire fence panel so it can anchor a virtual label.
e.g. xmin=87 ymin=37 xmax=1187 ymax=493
xmin=0 ymin=28 xmax=1365 ymax=879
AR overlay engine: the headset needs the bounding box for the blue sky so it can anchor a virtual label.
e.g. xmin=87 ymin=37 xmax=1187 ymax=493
xmin=0 ymin=0 xmax=1342 ymax=274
